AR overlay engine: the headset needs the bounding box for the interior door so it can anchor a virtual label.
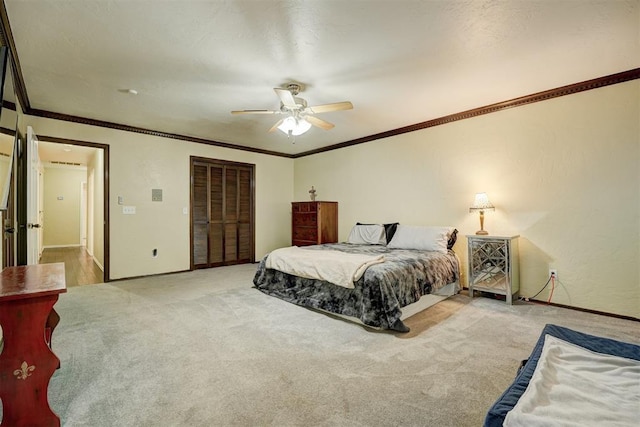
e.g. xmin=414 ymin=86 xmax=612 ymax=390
xmin=26 ymin=126 xmax=41 ymax=264
xmin=37 ymin=164 xmax=44 ymax=259
xmin=190 ymin=157 xmax=254 ymax=269
xmin=0 ymin=47 xmax=17 ymax=267
xmin=2 ymin=175 xmax=15 ymax=268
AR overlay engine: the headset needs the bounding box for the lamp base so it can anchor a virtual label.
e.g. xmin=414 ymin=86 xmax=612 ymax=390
xmin=475 ymin=230 xmax=489 ymax=235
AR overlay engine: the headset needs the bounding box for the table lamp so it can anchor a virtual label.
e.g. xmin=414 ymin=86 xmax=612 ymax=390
xmin=469 ymin=192 xmax=495 ymax=235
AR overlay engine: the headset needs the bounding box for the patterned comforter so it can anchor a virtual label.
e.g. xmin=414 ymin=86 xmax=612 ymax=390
xmin=253 ymin=243 xmax=460 ymax=331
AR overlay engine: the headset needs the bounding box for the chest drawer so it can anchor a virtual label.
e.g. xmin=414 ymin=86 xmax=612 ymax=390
xmin=293 ymin=212 xmax=318 ymax=227
xmin=292 ymin=202 xmax=317 ymax=213
xmin=293 ymin=226 xmax=318 ymax=242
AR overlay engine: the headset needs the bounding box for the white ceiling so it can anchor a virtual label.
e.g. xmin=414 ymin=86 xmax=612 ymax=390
xmin=4 ymin=0 xmax=639 ymax=156
xmin=39 ymin=141 xmax=96 ymax=165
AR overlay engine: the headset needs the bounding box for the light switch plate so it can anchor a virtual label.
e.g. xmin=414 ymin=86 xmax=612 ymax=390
xmin=123 ymin=206 xmax=136 ymax=214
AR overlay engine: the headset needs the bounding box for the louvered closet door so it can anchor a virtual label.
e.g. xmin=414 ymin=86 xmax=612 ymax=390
xmin=237 ymin=168 xmax=252 ymax=261
xmin=191 ymin=158 xmax=254 ymax=269
xmin=192 ymin=163 xmax=209 ymax=266
xmin=209 ymin=165 xmax=224 ymax=264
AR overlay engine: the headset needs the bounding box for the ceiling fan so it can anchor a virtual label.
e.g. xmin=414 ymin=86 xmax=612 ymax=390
xmin=231 ymin=83 xmax=353 ymax=136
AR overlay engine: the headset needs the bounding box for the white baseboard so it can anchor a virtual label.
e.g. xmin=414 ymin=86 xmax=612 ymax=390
xmin=93 ymin=256 xmax=104 ymax=272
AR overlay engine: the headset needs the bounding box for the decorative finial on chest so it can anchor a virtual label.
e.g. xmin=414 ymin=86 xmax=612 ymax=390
xmin=309 ymin=186 xmax=317 ymax=201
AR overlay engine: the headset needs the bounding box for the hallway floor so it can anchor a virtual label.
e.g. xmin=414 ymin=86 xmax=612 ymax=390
xmin=39 ymin=246 xmax=103 ymax=287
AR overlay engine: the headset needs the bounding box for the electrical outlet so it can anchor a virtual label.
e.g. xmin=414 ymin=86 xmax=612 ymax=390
xmin=549 ymin=269 xmax=558 ymax=280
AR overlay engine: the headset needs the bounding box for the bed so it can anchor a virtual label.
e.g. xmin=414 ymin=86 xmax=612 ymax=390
xmin=253 ymin=224 xmax=460 ymax=332
xmin=484 ymin=324 xmax=640 ymax=426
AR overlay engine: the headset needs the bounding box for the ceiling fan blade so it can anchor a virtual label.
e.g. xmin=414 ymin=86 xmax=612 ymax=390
xmin=306 ymin=115 xmax=334 ymax=130
xmin=274 ymin=88 xmax=297 ymax=108
xmin=268 ymin=119 xmax=284 ymax=133
xmin=307 ymin=101 xmax=353 ymax=114
xmin=231 ymin=109 xmax=278 ymax=115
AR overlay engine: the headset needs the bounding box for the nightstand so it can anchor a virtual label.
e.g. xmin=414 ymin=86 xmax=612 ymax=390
xmin=467 ymin=235 xmax=520 ymax=304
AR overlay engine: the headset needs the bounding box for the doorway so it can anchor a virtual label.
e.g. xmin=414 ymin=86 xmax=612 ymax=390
xmin=16 ymin=133 xmax=110 ymax=284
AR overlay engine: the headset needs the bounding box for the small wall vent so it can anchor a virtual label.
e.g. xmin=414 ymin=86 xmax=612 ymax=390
xmin=50 ymin=160 xmax=82 ymax=166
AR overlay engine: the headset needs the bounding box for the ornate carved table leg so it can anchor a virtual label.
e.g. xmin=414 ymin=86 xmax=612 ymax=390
xmin=0 ymin=295 xmax=61 ymax=426
xmin=45 ymin=308 xmax=61 ymax=347
xmin=46 ymin=308 xmax=62 ymax=369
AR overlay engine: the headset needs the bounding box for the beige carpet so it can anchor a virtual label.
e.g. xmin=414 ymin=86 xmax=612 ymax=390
xmin=14 ymin=264 xmax=638 ymax=426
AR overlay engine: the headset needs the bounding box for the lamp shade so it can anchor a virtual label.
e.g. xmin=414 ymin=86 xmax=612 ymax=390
xmin=469 ymin=192 xmax=495 ymax=212
xmin=277 ymin=116 xmax=312 ymax=136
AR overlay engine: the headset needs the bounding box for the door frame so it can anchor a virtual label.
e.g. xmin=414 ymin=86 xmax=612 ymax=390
xmin=25 ymin=125 xmax=40 ymax=264
xmin=17 ymin=134 xmax=110 ymax=281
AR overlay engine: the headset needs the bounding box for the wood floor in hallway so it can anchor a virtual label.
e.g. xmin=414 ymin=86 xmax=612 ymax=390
xmin=39 ymin=247 xmax=104 ymax=287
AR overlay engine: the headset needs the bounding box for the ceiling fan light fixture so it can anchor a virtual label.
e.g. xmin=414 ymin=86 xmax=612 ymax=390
xmin=232 ymin=83 xmax=351 ymax=134
xmin=277 ymin=116 xmax=312 ymax=136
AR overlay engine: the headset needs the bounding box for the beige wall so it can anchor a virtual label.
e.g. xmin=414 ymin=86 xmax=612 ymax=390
xmin=24 ymin=115 xmax=294 ymax=279
xmin=21 ymin=80 xmax=639 ymax=318
xmin=43 ymin=165 xmax=87 ymax=247
xmin=294 ymin=80 xmax=639 ymax=319
xmin=87 ymin=149 xmax=104 ymax=269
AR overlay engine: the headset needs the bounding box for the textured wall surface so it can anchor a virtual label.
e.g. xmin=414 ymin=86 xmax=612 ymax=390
xmin=88 ymin=149 xmax=104 ymax=268
xmin=43 ymin=165 xmax=87 ymax=246
xmin=294 ymin=80 xmax=639 ymax=318
xmin=26 ymin=115 xmax=294 ymax=280
xmin=21 ymin=80 xmax=639 ymax=317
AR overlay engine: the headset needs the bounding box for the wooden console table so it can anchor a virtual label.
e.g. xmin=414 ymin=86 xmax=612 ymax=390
xmin=0 ymin=263 xmax=66 ymax=426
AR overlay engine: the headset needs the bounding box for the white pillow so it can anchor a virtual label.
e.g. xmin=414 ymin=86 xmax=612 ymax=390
xmin=347 ymin=224 xmax=386 ymax=245
xmin=386 ymin=225 xmax=453 ymax=252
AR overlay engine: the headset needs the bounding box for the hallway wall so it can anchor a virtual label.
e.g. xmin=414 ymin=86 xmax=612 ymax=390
xmin=87 ymin=149 xmax=104 ymax=269
xmin=43 ymin=164 xmax=87 ymax=247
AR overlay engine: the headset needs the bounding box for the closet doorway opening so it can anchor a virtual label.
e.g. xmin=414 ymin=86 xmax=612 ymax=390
xmin=190 ymin=157 xmax=255 ymax=269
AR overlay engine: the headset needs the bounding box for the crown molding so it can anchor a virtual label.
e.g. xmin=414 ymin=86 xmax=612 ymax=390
xmin=293 ymin=68 xmax=640 ymax=158
xmin=1 ymin=1 xmax=637 ymax=159
xmin=21 ymin=68 xmax=640 ymax=159
xmin=22 ymin=68 xmax=640 ymax=160
xmin=28 ymin=108 xmax=296 ymax=158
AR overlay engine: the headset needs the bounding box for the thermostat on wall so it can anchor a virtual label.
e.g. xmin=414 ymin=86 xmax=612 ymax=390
xmin=152 ymin=189 xmax=162 ymax=202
